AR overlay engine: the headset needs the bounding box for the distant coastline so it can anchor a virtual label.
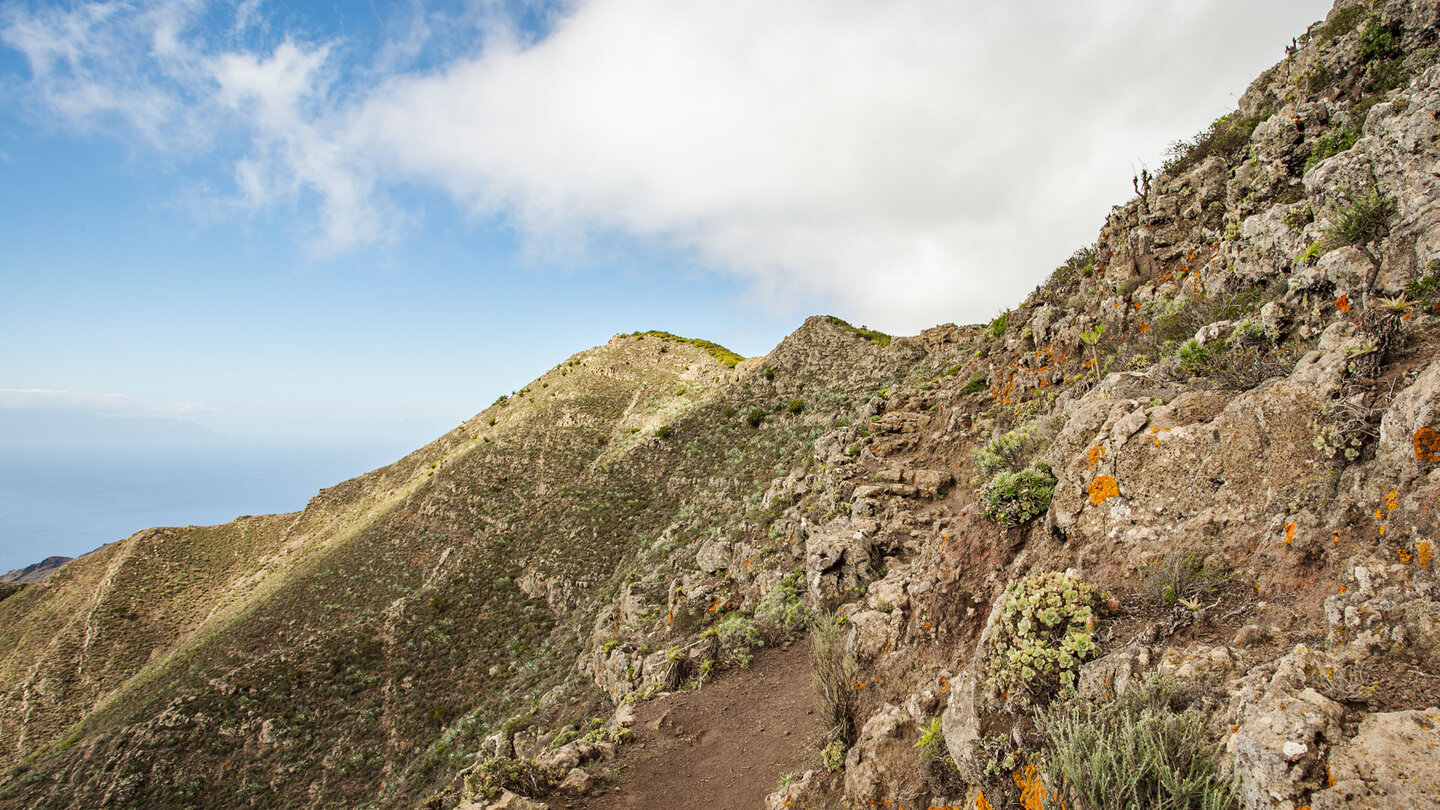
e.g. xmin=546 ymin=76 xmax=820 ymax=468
xmin=0 ymin=438 xmax=409 ymax=573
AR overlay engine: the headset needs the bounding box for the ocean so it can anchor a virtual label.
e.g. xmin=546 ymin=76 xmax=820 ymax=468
xmin=0 ymin=439 xmax=413 ymax=574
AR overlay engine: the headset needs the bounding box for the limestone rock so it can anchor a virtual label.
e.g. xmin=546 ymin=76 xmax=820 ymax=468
xmin=1310 ymin=708 xmax=1440 ymax=809
xmin=844 ymin=704 xmax=915 ymax=808
xmin=557 ymin=767 xmax=594 ymax=796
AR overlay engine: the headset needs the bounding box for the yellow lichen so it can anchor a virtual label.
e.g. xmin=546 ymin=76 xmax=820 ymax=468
xmin=1087 ymin=475 xmax=1119 ymax=506
xmin=1416 ymin=427 xmax=1440 ymax=462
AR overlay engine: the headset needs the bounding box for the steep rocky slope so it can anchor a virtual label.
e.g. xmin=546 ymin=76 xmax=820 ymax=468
xmin=3 ymin=0 xmax=1440 ymax=808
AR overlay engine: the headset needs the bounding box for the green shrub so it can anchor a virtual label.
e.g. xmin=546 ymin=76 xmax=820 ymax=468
xmin=985 ymin=571 xmax=1102 ymax=707
xmin=1176 ymin=339 xmax=1211 ymax=376
xmin=972 ymin=429 xmax=1032 ymax=478
xmin=1405 ymin=265 xmax=1440 ymax=308
xmin=1320 ymin=189 xmax=1397 ymax=274
xmin=1317 ymin=4 xmax=1367 ymax=43
xmin=746 ymin=406 xmax=766 ymax=428
xmin=821 ymin=739 xmax=847 ymax=773
xmin=1163 ymin=111 xmax=1264 ymax=175
xmin=1305 ymin=125 xmax=1361 ymax=172
xmin=979 ymin=464 xmax=1056 ymax=527
xmin=787 ymin=399 xmax=805 ymax=415
xmin=1357 ymin=17 xmax=1403 ymax=63
xmin=655 ymin=425 xmax=673 ymax=440
xmin=915 ymin=716 xmax=946 ymax=763
xmin=1036 ymin=675 xmax=1236 ymax=810
xmin=987 ymin=312 xmax=1008 ymax=339
xmin=463 ymin=757 xmax=563 ymax=801
xmin=960 ymin=373 xmax=987 ymax=395
xmin=755 ymin=571 xmax=808 ymax=638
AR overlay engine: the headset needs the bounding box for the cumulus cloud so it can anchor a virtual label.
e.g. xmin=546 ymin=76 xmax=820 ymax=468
xmin=1 ymin=0 xmax=1334 ymax=330
xmin=0 ymin=389 xmax=220 ymax=417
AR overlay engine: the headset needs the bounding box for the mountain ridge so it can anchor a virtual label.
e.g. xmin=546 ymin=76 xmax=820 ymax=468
xmin=4 ymin=1 xmax=1440 ymax=807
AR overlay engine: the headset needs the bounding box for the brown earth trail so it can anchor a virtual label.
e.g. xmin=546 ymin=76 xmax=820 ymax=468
xmin=575 ymin=642 xmax=822 ymax=810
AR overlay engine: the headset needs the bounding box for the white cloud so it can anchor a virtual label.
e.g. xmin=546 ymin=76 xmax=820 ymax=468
xmin=0 ymin=389 xmax=220 ymax=417
xmin=2 ymin=0 xmax=1336 ymax=331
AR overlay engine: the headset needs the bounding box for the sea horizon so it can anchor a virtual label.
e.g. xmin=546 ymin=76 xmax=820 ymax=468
xmin=0 ymin=437 xmax=418 ymax=574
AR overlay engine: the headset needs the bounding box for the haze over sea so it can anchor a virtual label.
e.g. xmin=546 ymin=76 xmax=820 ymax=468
xmin=0 ymin=439 xmax=413 ymax=575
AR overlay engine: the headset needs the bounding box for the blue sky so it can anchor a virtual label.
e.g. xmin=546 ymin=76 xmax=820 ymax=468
xmin=1 ymin=0 xmax=1336 ymax=446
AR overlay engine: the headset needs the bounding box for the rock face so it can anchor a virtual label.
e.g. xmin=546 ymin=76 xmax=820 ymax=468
xmin=1311 ymin=708 xmax=1440 ymax=808
xmin=4 ymin=2 xmax=1440 ymax=809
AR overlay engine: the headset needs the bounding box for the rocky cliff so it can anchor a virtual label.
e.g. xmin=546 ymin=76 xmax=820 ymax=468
xmin=3 ymin=1 xmax=1440 ymax=808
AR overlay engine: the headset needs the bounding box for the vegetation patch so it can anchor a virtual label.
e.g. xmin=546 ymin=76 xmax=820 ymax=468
xmin=811 ymin=611 xmax=859 ymax=746
xmin=462 ymin=756 xmax=563 ymax=802
xmin=1163 ymin=111 xmax=1264 ymax=175
xmin=974 ymin=428 xmax=1055 ymax=526
xmin=979 ymin=466 xmax=1057 ymax=527
xmin=1036 ymin=675 xmax=1235 ymax=810
xmin=629 ymin=330 xmax=745 ymax=367
xmin=985 ymin=572 xmax=1103 ymax=709
xmin=824 ymin=316 xmax=892 ymax=347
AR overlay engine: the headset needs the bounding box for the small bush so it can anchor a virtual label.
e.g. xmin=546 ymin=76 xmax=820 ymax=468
xmin=1320 ymin=189 xmax=1397 ymax=275
xmin=755 ymin=571 xmax=808 ymax=639
xmin=1145 ymin=551 xmax=1224 ymax=607
xmin=1036 ymin=675 xmax=1236 ymax=810
xmin=1305 ymin=125 xmax=1361 ymax=172
xmin=1176 ymin=338 xmax=1211 ymax=376
xmin=960 ymin=373 xmax=988 ymax=395
xmin=1405 ymin=266 xmax=1440 ymax=309
xmin=1163 ymin=111 xmax=1263 ymax=175
xmin=463 ymin=757 xmax=563 ymax=801
xmin=972 ymin=429 xmax=1032 ymax=478
xmin=811 ymin=611 xmax=859 ymax=746
xmin=787 ymin=399 xmax=805 ymax=415
xmin=746 ymin=406 xmax=766 ymax=428
xmin=987 ymin=313 xmax=1008 ymax=339
xmin=986 ymin=571 xmax=1102 ymax=709
xmin=979 ymin=465 xmax=1056 ymax=527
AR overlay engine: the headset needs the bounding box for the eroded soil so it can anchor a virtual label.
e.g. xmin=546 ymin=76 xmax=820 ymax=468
xmin=572 ymin=641 xmax=822 ymax=810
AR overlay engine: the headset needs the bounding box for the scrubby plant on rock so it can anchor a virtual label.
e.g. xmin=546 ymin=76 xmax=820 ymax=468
xmin=1036 ymin=674 xmax=1235 ymax=810
xmin=979 ymin=464 xmax=1057 ymax=527
xmin=985 ymin=572 xmax=1103 ymax=708
xmin=462 ymin=757 xmax=563 ymax=803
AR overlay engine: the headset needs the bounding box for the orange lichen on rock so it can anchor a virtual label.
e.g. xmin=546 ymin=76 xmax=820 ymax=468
xmin=1086 ymin=445 xmax=1106 ymax=467
xmin=1416 ymin=427 xmax=1440 ymax=462
xmin=1336 ymin=294 xmax=1351 ymax=313
xmin=1014 ymin=765 xmax=1050 ymax=810
xmin=1088 ymin=475 xmax=1119 ymax=506
xmin=1418 ymin=540 xmax=1433 ymax=571
xmin=975 ymin=790 xmax=993 ymax=810
xmin=1284 ymin=521 xmax=1295 ymax=545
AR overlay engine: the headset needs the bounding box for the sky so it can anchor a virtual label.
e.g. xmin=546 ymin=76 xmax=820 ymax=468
xmin=0 ymin=0 xmax=1338 ymax=446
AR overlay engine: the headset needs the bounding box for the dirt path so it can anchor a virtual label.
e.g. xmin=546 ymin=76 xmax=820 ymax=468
xmin=569 ymin=640 xmax=822 ymax=810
